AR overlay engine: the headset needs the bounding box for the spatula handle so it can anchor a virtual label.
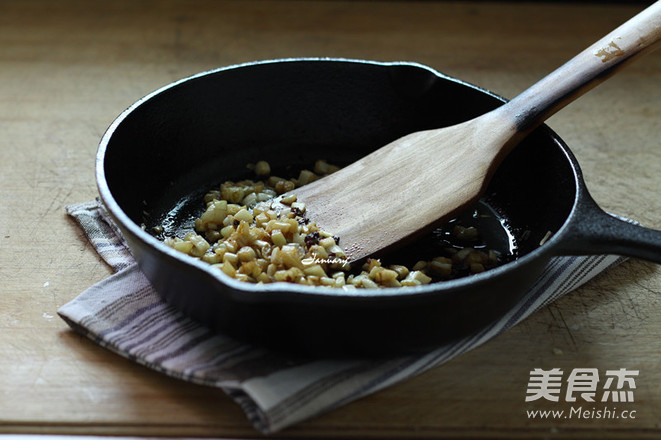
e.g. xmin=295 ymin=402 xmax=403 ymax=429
xmin=505 ymin=1 xmax=661 ymax=132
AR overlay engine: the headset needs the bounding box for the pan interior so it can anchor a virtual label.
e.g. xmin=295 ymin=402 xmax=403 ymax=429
xmin=102 ymin=60 xmax=577 ymax=276
xmin=147 ymin=163 xmax=519 ymax=278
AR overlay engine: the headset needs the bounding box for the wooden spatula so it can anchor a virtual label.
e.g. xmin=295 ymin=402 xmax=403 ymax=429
xmin=289 ymin=1 xmax=661 ymax=262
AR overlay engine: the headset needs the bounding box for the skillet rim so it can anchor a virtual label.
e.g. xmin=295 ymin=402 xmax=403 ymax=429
xmin=95 ymin=57 xmax=583 ymax=302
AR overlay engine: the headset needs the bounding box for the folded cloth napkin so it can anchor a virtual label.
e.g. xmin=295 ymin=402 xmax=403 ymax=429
xmin=59 ymin=199 xmax=625 ymax=434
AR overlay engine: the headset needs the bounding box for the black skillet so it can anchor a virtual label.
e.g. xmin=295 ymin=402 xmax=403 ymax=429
xmin=96 ymin=59 xmax=661 ymax=356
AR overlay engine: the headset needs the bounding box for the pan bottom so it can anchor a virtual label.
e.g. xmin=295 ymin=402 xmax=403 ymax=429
xmin=148 ymin=176 xmax=519 ymax=286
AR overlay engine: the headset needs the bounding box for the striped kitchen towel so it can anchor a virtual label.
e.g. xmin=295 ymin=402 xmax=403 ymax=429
xmin=58 ymin=199 xmax=625 ymax=434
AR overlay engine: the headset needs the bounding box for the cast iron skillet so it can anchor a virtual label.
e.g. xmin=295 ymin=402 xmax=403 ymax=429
xmin=96 ymin=58 xmax=661 ymax=356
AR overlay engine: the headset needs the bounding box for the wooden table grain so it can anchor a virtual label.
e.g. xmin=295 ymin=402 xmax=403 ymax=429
xmin=1 ymin=1 xmax=660 ymax=438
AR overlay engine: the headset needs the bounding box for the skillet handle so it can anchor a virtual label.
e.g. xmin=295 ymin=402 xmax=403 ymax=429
xmin=555 ymin=191 xmax=661 ymax=264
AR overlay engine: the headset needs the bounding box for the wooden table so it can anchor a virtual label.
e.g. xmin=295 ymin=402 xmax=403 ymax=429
xmin=1 ymin=1 xmax=660 ymax=438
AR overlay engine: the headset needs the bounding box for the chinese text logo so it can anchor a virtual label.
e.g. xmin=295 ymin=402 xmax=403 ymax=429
xmin=526 ymin=368 xmax=638 ymax=403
